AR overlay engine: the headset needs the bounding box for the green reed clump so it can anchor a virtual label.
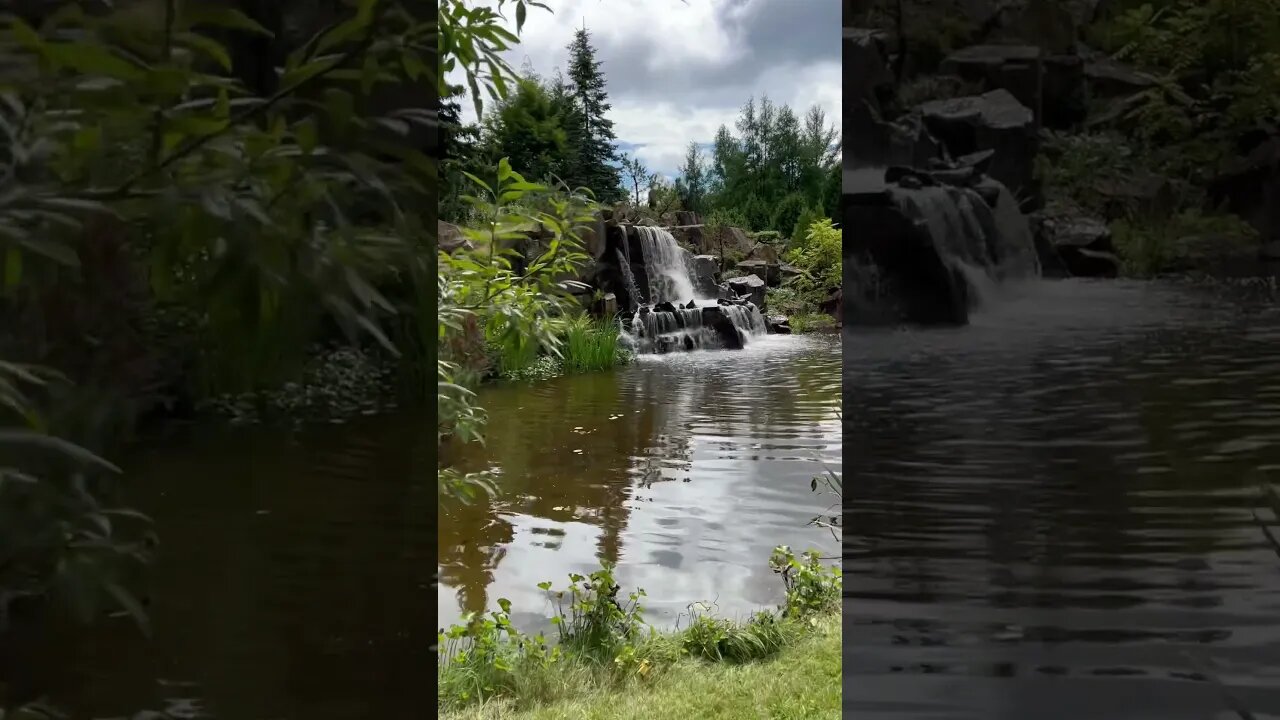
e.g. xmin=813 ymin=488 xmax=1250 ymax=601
xmin=681 ymin=607 xmax=787 ymax=663
xmin=559 ymin=316 xmax=628 ymax=375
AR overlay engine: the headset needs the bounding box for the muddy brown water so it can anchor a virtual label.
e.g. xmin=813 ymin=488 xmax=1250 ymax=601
xmin=13 ymin=333 xmax=838 ymax=719
xmin=845 ymin=278 xmax=1280 ymax=720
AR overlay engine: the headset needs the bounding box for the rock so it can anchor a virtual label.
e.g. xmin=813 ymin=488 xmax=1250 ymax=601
xmin=919 ymin=89 xmax=1040 ymax=209
xmin=766 ymin=315 xmax=792 ymax=334
xmin=726 ymin=273 xmax=767 ymax=310
xmin=987 ymin=0 xmax=1078 ymax=55
xmin=845 ymin=28 xmax=895 ymax=115
xmin=746 ymin=243 xmax=782 ymax=264
xmin=1093 ymin=172 xmax=1177 ymax=221
xmin=1210 ymin=135 xmax=1280 ymax=243
xmin=653 ymin=301 xmax=678 ymax=313
xmin=438 ymin=220 xmax=471 ymax=252
xmin=700 ymin=305 xmax=746 ymax=350
xmin=940 ymin=45 xmax=1043 ymax=128
xmin=844 ymin=189 xmax=968 ymax=325
xmin=685 ymin=299 xmax=698 ymax=309
xmin=780 ymin=263 xmax=804 ymax=282
xmin=1034 ymin=210 xmax=1117 ymax=277
xmin=737 ymin=259 xmax=782 ymax=287
xmin=668 ymin=224 xmax=704 ymax=252
xmin=691 ymin=254 xmax=720 ymax=295
xmin=593 ymin=292 xmax=618 ymax=318
xmin=674 ymin=210 xmax=701 ymax=226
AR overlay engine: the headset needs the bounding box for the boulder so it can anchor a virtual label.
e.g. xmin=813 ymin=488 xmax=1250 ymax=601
xmin=737 ymin=259 xmax=781 ymax=287
xmin=1034 ymin=210 xmax=1119 ymax=277
xmin=592 ymin=292 xmax=618 ymax=318
xmin=691 ymin=254 xmax=720 ymax=295
xmin=919 ymin=89 xmax=1040 ymax=209
xmin=987 ymin=0 xmax=1078 ymax=55
xmin=674 ymin=210 xmax=701 ymax=226
xmin=438 ymin=220 xmax=471 ymax=252
xmin=766 ymin=315 xmax=792 ymax=334
xmin=726 ymin=273 xmax=767 ymax=310
xmin=1083 ymin=56 xmax=1155 ymax=101
xmin=780 ymin=263 xmax=804 ymax=282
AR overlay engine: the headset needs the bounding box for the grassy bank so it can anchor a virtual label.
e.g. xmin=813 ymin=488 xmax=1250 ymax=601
xmin=442 ymin=611 xmax=840 ymax=720
xmin=438 ymin=548 xmax=841 ymax=718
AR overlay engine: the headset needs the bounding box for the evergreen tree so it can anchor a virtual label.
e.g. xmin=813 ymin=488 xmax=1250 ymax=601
xmin=564 ymin=28 xmax=623 ymax=202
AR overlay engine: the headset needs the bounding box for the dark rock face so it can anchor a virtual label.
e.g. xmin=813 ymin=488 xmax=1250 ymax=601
xmin=845 ymin=190 xmax=969 ymax=325
xmin=919 ymin=89 xmax=1040 ymax=209
xmin=766 ymin=315 xmax=792 ymax=334
xmin=726 ymin=273 xmax=767 ymax=310
xmin=846 ymin=28 xmax=895 ymax=115
xmin=690 ymin=254 xmax=720 ymax=295
xmin=1211 ymin=136 xmax=1280 ymax=244
xmin=700 ymin=305 xmax=746 ymax=350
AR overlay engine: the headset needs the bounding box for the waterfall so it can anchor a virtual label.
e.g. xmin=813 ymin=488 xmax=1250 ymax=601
xmin=634 ymin=225 xmax=699 ymax=304
xmin=892 ymin=183 xmax=1040 ymax=309
xmin=625 ymin=303 xmax=767 ymax=354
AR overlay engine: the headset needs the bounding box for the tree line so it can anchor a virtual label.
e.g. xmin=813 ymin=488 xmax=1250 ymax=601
xmin=441 ymin=27 xmax=842 ymax=239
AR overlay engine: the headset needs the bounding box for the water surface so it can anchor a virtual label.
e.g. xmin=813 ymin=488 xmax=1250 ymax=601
xmin=440 ymin=333 xmax=841 ymax=632
xmin=844 ymin=279 xmax=1280 ymax=719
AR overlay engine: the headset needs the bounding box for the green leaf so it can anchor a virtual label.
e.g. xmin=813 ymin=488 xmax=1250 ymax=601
xmin=3 ymin=246 xmax=21 ymax=290
xmin=183 ymin=6 xmax=274 ymax=37
xmin=45 ymin=42 xmax=145 ymax=81
xmin=316 ymin=17 xmax=369 ymax=55
xmin=176 ymin=31 xmax=232 ymax=71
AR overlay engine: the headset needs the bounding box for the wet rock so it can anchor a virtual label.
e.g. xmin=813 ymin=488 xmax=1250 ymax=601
xmin=592 ymin=292 xmax=618 ymax=318
xmin=684 ymin=299 xmax=698 ymax=309
xmin=674 ymin=210 xmax=701 ymax=226
xmin=1043 ymin=54 xmax=1086 ymax=129
xmin=1033 ymin=211 xmax=1118 ymax=277
xmin=767 ymin=315 xmax=792 ymax=334
xmin=844 ymin=190 xmax=968 ymax=325
xmin=919 ymin=89 xmax=1040 ymax=208
xmin=653 ymin=301 xmax=678 ymax=313
xmin=780 ymin=263 xmax=804 ymax=282
xmin=726 ymin=273 xmax=767 ymax=310
xmin=691 ymin=254 xmax=720 ymax=295
xmin=699 ymin=305 xmax=746 ymax=350
xmin=736 ymin=259 xmax=781 ymax=287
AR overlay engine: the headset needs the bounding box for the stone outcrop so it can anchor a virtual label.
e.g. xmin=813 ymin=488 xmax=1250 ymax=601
xmin=919 ymin=89 xmax=1040 ymax=209
xmin=1030 ymin=210 xmax=1119 ymax=277
xmin=736 ymin=259 xmax=781 ymax=287
xmin=691 ymin=254 xmax=720 ymax=296
xmin=727 ymin=273 xmax=767 ymax=310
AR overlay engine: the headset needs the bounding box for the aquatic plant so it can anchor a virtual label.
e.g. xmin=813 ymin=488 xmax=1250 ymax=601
xmin=559 ymin=316 xmax=625 ymax=374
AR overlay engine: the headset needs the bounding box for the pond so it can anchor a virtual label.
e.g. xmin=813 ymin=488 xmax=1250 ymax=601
xmin=12 ymin=333 xmax=838 ymax=719
xmin=844 ymin=278 xmax=1280 ymax=720
xmin=440 ymin=333 xmax=841 ymax=632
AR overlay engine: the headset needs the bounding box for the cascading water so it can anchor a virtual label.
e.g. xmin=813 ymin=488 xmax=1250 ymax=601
xmin=616 ymin=248 xmax=643 ymax=308
xmin=634 ymin=225 xmax=698 ymax=305
xmin=892 ymin=182 xmax=1040 ymax=309
xmin=619 ymin=225 xmax=768 ymax=354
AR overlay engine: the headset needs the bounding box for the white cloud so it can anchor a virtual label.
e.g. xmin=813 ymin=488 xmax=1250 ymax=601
xmin=448 ymin=0 xmax=841 ymax=178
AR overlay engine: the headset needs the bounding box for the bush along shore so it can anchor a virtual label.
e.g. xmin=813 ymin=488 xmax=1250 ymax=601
xmin=437 ymin=547 xmax=842 ymax=719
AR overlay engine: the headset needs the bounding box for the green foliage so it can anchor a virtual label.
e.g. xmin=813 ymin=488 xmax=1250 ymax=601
xmin=480 ymin=78 xmax=574 ymax=187
xmin=438 ymin=158 xmax=595 ymax=452
xmin=790 ymin=206 xmax=824 ymax=248
xmin=560 ymin=315 xmax=627 ymax=374
xmin=1112 ymin=209 xmax=1259 ymax=277
xmin=702 ymin=99 xmax=837 ymax=233
xmin=438 ymin=547 xmax=841 ymax=712
xmin=769 ymin=546 xmax=841 ymax=620
xmin=619 ymin=153 xmax=654 ymax=206
xmin=1036 ymin=131 xmax=1143 ymax=216
xmin=562 ymin=28 xmax=623 ymax=203
xmin=681 ymin=608 xmax=785 ymax=664
xmin=438 ymin=0 xmax=550 ymax=119
xmin=1088 ymin=1 xmax=1280 ymax=178
xmin=785 ymin=218 xmax=841 ymax=293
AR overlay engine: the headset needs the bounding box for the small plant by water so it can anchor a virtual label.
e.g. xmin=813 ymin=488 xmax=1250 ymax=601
xmin=437 ymin=548 xmax=841 ymax=713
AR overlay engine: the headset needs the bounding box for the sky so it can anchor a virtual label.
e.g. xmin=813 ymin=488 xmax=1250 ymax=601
xmin=450 ymin=0 xmax=842 ymax=181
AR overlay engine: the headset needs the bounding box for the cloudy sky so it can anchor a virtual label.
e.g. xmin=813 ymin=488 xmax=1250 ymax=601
xmin=452 ymin=0 xmax=842 ymax=180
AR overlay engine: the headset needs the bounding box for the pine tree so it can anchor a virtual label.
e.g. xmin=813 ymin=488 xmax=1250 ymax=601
xmin=564 ymin=28 xmax=623 ymax=203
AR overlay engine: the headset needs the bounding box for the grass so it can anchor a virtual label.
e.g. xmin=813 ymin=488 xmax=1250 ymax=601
xmin=492 ymin=314 xmax=631 ymax=380
xmin=438 ymin=547 xmax=841 ymax=718
xmin=440 ymin=611 xmax=840 ymax=720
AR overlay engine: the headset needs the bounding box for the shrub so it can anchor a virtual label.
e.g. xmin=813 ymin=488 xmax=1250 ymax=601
xmin=770 ymin=546 xmax=841 ymax=619
xmin=1112 ymin=209 xmax=1259 ymax=277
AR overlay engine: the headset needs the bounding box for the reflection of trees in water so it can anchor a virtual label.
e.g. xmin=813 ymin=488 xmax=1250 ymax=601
xmin=439 ymin=340 xmax=842 ymax=614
